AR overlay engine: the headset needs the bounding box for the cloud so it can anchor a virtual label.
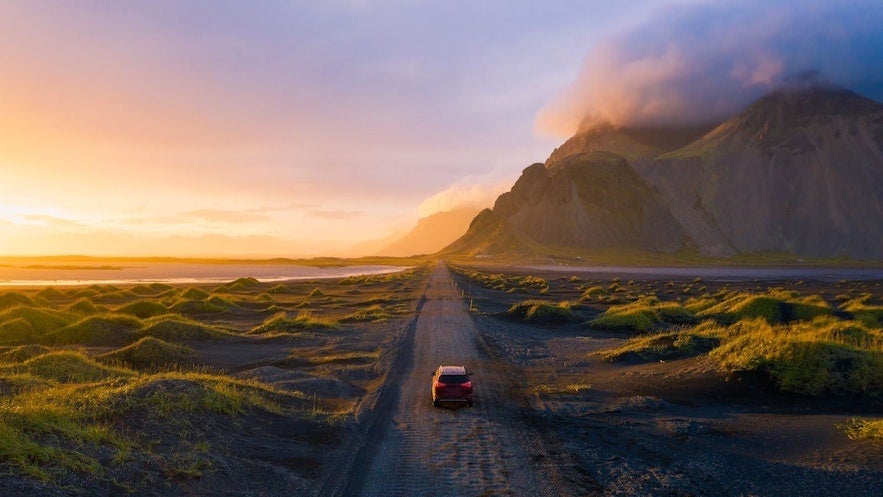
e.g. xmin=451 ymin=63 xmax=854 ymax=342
xmin=418 ymin=179 xmax=512 ymax=217
xmin=536 ymin=0 xmax=883 ymax=135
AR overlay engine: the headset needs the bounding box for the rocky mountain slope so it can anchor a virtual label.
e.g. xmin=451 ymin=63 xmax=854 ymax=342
xmin=447 ymin=86 xmax=883 ymax=260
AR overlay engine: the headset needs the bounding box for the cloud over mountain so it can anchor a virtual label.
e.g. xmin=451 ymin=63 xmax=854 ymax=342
xmin=536 ymin=0 xmax=883 ymax=135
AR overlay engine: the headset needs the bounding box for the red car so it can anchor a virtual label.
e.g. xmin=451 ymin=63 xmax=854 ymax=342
xmin=430 ymin=365 xmax=474 ymax=407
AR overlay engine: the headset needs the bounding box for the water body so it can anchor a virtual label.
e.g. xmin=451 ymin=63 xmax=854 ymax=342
xmin=525 ymin=265 xmax=883 ymax=281
xmin=0 ymin=263 xmax=407 ymax=287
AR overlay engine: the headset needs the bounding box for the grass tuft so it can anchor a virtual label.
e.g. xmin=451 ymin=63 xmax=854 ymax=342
xmin=97 ymin=337 xmax=194 ymax=370
xmin=508 ymin=300 xmax=576 ymax=323
xmin=116 ymin=300 xmax=168 ymax=319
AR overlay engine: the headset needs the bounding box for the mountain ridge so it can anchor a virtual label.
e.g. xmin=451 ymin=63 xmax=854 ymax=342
xmin=448 ymin=86 xmax=883 ymax=260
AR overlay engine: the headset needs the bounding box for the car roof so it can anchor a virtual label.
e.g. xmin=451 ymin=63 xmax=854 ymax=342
xmin=438 ymin=365 xmax=467 ymax=375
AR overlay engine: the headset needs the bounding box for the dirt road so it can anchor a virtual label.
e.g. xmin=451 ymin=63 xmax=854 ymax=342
xmin=340 ymin=263 xmax=561 ymax=497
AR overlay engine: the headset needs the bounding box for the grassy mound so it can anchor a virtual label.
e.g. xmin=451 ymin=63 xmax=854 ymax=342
xmin=588 ymin=298 xmax=694 ymax=332
xmin=508 ymin=300 xmax=576 ymax=323
xmin=0 ymin=344 xmax=53 ymax=363
xmin=579 ymin=286 xmax=606 ymax=300
xmin=98 ymin=337 xmax=194 ymax=369
xmin=92 ymin=291 xmax=136 ymax=305
xmin=839 ymin=295 xmax=883 ymax=327
xmin=117 ymin=300 xmax=168 ymax=319
xmin=141 ymin=315 xmax=234 ymax=342
xmin=340 ymin=304 xmax=392 ymax=323
xmin=308 ymin=288 xmax=325 ymax=298
xmin=36 ymin=287 xmax=66 ymax=300
xmin=0 ymin=307 xmax=75 ymax=343
xmin=697 ymin=292 xmax=833 ymax=325
xmin=712 ymin=318 xmax=883 ymax=396
xmin=10 ymin=351 xmax=133 ymax=383
xmin=169 ymin=299 xmax=226 ymax=314
xmin=266 ymin=284 xmax=293 ymax=294
xmin=251 ymin=311 xmax=336 ymax=334
xmin=180 ymin=287 xmax=210 ymax=300
xmin=0 ymin=318 xmax=38 ymax=344
xmin=842 ymin=418 xmax=883 ymax=440
xmin=45 ymin=314 xmax=143 ymax=345
xmin=599 ymin=322 xmax=722 ymax=362
xmin=226 ymin=277 xmax=261 ymax=288
xmin=0 ymin=292 xmax=36 ymax=310
xmin=0 ymin=370 xmax=296 ymax=483
xmin=66 ymin=298 xmax=100 ymax=315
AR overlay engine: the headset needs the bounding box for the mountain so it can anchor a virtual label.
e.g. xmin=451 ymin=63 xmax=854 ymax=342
xmin=448 ymin=86 xmax=883 ymax=260
xmin=445 ymin=152 xmax=687 ymax=255
xmin=376 ymin=208 xmax=480 ymax=256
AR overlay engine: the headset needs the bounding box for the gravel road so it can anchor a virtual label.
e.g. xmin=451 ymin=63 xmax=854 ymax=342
xmin=341 ymin=263 xmax=562 ymax=497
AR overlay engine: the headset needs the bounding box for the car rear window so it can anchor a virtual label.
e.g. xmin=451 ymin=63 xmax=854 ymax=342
xmin=438 ymin=375 xmax=469 ymax=384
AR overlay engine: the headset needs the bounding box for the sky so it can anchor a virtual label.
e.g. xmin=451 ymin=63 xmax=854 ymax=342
xmin=1 ymin=1 xmax=880 ymax=257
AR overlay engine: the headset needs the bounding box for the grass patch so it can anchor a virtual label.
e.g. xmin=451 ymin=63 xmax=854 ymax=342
xmin=599 ymin=322 xmax=722 ymax=362
xmin=0 ymin=345 xmax=54 ymax=363
xmin=66 ymin=298 xmax=100 ymax=315
xmin=711 ymin=318 xmax=883 ymax=396
xmin=841 ymin=418 xmax=883 ymax=440
xmin=587 ymin=298 xmax=695 ymax=332
xmin=169 ymin=299 xmax=226 ymax=314
xmin=117 ymin=300 xmax=168 ymax=319
xmin=141 ymin=315 xmax=235 ymax=342
xmin=0 ymin=292 xmax=37 ymax=310
xmin=507 ymin=300 xmax=576 ymax=323
xmin=7 ymin=351 xmax=133 ymax=383
xmin=0 ymin=307 xmax=76 ymax=344
xmin=251 ymin=311 xmax=337 ymax=334
xmin=97 ymin=337 xmax=194 ymax=370
xmin=266 ymin=284 xmax=293 ymax=294
xmin=339 ymin=304 xmax=393 ymax=323
xmin=45 ymin=314 xmax=143 ymax=345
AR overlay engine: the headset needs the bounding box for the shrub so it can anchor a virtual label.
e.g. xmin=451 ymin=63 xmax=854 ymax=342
xmin=842 ymin=418 xmax=883 ymax=440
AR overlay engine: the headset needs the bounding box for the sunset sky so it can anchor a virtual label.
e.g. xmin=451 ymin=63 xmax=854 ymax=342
xmin=1 ymin=1 xmax=880 ymax=257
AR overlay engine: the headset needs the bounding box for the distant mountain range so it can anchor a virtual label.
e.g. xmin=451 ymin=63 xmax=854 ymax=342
xmin=373 ymin=208 xmax=480 ymax=257
xmin=446 ymin=86 xmax=883 ymax=260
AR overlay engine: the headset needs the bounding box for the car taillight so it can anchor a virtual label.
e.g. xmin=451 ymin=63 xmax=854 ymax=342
xmin=435 ymin=382 xmax=445 ymax=390
xmin=462 ymin=382 xmax=472 ymax=393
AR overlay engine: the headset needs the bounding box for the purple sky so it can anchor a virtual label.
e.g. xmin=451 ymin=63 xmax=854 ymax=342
xmin=1 ymin=0 xmax=879 ymax=257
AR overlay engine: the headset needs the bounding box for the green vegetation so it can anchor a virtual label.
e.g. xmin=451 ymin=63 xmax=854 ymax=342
xmin=140 ymin=315 xmax=234 ymax=342
xmin=588 ymin=297 xmax=695 ymax=332
xmin=6 ymin=351 xmax=133 ymax=383
xmin=340 ymin=304 xmax=393 ymax=323
xmin=117 ymin=300 xmax=168 ymax=319
xmin=841 ymin=418 xmax=883 ymax=440
xmin=45 ymin=314 xmax=143 ymax=345
xmin=508 ymin=300 xmax=576 ymax=323
xmin=97 ymin=337 xmax=194 ymax=369
xmin=449 ymin=265 xmax=549 ymax=293
xmin=0 ymin=292 xmax=36 ymax=310
xmin=599 ymin=321 xmax=722 ymax=361
xmin=251 ymin=311 xmax=337 ymax=334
